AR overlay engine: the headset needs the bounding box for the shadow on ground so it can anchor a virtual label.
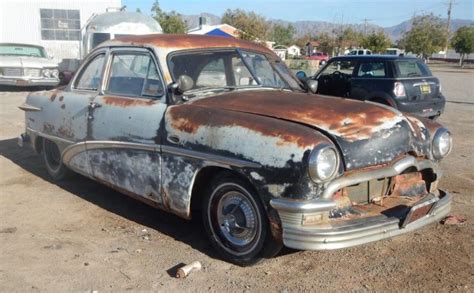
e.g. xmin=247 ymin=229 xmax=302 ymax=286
xmin=0 ymin=137 xmax=294 ymax=263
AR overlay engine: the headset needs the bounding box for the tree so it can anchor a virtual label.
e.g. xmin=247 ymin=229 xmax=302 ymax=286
xmin=270 ymin=23 xmax=295 ymax=46
xmin=336 ymin=28 xmax=363 ymax=54
xmin=221 ymin=9 xmax=270 ymax=41
xmin=136 ymin=8 xmax=142 ymax=13
xmin=151 ymin=0 xmax=187 ymax=34
xmin=451 ymin=26 xmax=474 ymax=67
xmin=399 ymin=14 xmax=446 ymax=61
xmin=361 ymin=31 xmax=391 ymax=53
xmin=317 ymin=33 xmax=337 ymax=55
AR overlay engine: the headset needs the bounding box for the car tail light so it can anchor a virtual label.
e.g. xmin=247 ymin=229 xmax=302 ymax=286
xmin=393 ymin=82 xmax=406 ymax=97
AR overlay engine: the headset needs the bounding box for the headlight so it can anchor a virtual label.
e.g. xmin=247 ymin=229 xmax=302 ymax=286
xmin=51 ymin=69 xmax=59 ymax=78
xmin=432 ymin=128 xmax=452 ymax=160
xmin=42 ymin=69 xmax=51 ymax=78
xmin=308 ymin=144 xmax=340 ymax=183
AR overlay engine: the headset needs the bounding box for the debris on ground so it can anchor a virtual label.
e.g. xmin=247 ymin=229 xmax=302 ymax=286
xmin=441 ymin=215 xmax=467 ymax=225
xmin=176 ymin=261 xmax=202 ymax=278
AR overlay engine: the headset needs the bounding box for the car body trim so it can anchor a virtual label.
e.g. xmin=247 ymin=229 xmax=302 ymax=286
xmin=18 ymin=103 xmax=42 ymax=112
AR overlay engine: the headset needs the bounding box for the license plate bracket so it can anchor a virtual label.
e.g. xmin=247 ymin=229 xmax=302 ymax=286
xmin=401 ymin=196 xmax=438 ymax=228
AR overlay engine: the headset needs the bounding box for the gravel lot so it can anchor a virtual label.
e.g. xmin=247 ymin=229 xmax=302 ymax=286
xmin=0 ymin=66 xmax=473 ymax=291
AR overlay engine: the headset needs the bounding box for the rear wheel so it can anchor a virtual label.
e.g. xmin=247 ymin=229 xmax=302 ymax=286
xmin=42 ymin=139 xmax=70 ymax=180
xmin=202 ymin=173 xmax=281 ymax=266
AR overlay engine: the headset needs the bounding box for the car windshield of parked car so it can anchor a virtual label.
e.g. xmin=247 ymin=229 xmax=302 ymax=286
xmin=395 ymin=60 xmax=432 ymax=77
xmin=169 ymin=49 xmax=301 ymax=93
xmin=0 ymin=44 xmax=46 ymax=58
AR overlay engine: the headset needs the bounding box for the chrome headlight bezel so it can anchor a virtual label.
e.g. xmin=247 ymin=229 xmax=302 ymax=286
xmin=42 ymin=68 xmax=59 ymax=78
xmin=432 ymin=128 xmax=452 ymax=160
xmin=308 ymin=144 xmax=340 ymax=183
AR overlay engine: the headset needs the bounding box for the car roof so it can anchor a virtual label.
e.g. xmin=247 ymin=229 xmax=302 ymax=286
xmin=99 ymin=34 xmax=275 ymax=55
xmin=0 ymin=43 xmax=45 ymax=49
xmin=331 ymin=55 xmax=420 ymax=61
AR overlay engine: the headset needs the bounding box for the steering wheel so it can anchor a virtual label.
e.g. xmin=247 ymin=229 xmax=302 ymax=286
xmin=332 ymin=71 xmax=346 ymax=79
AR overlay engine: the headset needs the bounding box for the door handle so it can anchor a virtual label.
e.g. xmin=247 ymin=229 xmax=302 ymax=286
xmin=167 ymin=135 xmax=180 ymax=144
xmin=89 ymin=101 xmax=102 ymax=110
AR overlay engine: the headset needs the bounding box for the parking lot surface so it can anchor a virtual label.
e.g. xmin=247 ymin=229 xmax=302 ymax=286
xmin=0 ymin=66 xmax=473 ymax=291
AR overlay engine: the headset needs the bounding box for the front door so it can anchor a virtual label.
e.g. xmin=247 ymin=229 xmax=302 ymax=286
xmin=87 ymin=48 xmax=167 ymax=205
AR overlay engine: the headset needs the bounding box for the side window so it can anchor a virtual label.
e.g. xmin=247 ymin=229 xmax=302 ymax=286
xmin=357 ymin=62 xmax=386 ymax=78
xmin=106 ymin=52 xmax=164 ymax=97
xmin=232 ymin=56 xmax=255 ymax=86
xmin=75 ymin=54 xmax=105 ymax=90
xmin=196 ymin=57 xmax=227 ymax=88
xmin=320 ymin=60 xmax=357 ymax=76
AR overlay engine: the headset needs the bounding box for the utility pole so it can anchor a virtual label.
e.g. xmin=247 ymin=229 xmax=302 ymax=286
xmin=444 ymin=0 xmax=454 ymax=57
xmin=362 ymin=18 xmax=372 ymax=35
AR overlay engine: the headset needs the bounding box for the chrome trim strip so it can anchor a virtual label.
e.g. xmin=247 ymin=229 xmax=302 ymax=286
xmin=18 ymin=103 xmax=42 ymax=112
xmin=322 ymin=156 xmax=435 ymax=199
xmin=26 ymin=127 xmax=75 ymax=145
xmin=162 ymin=145 xmax=261 ymax=169
xmin=413 ymin=81 xmax=437 ymax=87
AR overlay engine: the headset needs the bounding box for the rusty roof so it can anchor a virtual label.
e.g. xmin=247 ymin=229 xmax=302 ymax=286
xmin=100 ymin=34 xmax=275 ymax=55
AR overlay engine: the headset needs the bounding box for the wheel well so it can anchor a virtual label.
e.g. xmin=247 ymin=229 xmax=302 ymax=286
xmin=370 ymin=97 xmax=391 ymax=105
xmin=34 ymin=136 xmax=44 ymax=153
xmin=189 ymin=166 xmax=252 ymax=219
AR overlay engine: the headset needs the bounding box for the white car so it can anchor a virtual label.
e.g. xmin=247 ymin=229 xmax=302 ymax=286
xmin=347 ymin=48 xmax=372 ymax=55
xmin=0 ymin=43 xmax=59 ymax=88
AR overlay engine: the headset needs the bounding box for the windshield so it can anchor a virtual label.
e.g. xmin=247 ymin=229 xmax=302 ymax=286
xmin=0 ymin=44 xmax=46 ymax=58
xmin=168 ymin=49 xmax=302 ymax=93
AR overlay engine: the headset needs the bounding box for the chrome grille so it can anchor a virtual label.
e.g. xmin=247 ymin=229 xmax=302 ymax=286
xmin=23 ymin=68 xmax=42 ymax=77
xmin=3 ymin=67 xmax=22 ymax=77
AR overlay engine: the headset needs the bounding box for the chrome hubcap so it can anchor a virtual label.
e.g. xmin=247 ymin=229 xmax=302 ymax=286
xmin=216 ymin=191 xmax=258 ymax=248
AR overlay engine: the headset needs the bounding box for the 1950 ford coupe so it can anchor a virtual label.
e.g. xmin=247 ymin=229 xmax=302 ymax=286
xmin=18 ymin=35 xmax=453 ymax=266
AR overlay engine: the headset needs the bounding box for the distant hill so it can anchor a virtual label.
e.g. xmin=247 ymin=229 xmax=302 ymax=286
xmin=181 ymin=13 xmax=474 ymax=41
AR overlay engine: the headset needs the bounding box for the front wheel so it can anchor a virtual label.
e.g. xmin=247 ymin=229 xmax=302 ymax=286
xmin=202 ymin=173 xmax=281 ymax=266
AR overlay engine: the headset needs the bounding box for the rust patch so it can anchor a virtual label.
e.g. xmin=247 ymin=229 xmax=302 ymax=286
xmin=43 ymin=123 xmax=55 ymax=134
xmin=190 ymin=91 xmax=402 ymax=142
xmin=109 ymin=34 xmax=275 ymax=56
xmin=60 ymin=104 xmax=66 ymax=109
xmin=59 ymin=96 xmax=64 ymax=102
xmin=57 ymin=125 xmax=74 ymax=140
xmin=49 ymin=93 xmax=57 ymax=101
xmin=103 ymin=96 xmax=156 ymax=107
xmin=168 ymin=104 xmax=319 ymax=148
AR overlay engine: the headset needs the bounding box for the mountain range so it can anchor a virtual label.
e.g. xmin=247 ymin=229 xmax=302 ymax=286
xmin=181 ymin=13 xmax=474 ymax=41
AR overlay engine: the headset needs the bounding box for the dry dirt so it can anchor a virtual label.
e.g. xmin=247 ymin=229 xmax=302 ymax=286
xmin=0 ymin=67 xmax=473 ymax=291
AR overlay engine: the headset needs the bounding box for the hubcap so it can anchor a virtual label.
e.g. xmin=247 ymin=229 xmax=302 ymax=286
xmin=215 ymin=190 xmax=259 ymax=249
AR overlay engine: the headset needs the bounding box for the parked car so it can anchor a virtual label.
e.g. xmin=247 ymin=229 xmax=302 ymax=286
xmin=347 ymin=48 xmax=372 ymax=55
xmin=305 ymin=52 xmax=329 ymax=64
xmin=18 ymin=35 xmax=453 ymax=266
xmin=305 ymin=55 xmax=445 ymax=119
xmin=0 ymin=43 xmax=59 ymax=88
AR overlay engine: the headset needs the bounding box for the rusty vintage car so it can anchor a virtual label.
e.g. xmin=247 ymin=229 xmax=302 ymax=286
xmin=18 ymin=35 xmax=453 ymax=266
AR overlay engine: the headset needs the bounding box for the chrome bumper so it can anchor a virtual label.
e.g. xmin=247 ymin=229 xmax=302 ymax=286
xmin=0 ymin=77 xmax=59 ymax=87
xmin=270 ymin=156 xmax=451 ymax=250
xmin=277 ymin=191 xmax=450 ymax=250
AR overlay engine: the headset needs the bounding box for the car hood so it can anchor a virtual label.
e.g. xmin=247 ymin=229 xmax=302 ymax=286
xmin=190 ymin=90 xmax=431 ymax=170
xmin=0 ymin=55 xmax=57 ymax=68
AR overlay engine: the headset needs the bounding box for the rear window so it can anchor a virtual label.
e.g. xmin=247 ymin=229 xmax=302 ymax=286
xmin=394 ymin=60 xmax=432 ymax=78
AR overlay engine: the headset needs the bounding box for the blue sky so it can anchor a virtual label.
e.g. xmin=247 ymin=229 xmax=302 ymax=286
xmin=123 ymin=0 xmax=473 ymax=27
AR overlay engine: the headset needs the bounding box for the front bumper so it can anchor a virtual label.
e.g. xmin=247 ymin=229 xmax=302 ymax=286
xmin=270 ymin=156 xmax=452 ymax=250
xmin=0 ymin=77 xmax=59 ymax=87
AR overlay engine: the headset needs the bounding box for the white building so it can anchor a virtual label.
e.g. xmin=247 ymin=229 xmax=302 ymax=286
xmin=0 ymin=0 xmax=121 ymax=63
xmin=287 ymin=45 xmax=301 ymax=58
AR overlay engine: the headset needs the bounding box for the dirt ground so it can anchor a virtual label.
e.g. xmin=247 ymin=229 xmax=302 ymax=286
xmin=0 ymin=66 xmax=473 ymax=291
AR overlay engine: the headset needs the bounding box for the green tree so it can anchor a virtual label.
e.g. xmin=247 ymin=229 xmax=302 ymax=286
xmin=361 ymin=31 xmax=391 ymax=53
xmin=221 ymin=9 xmax=270 ymax=41
xmin=336 ymin=27 xmax=363 ymax=54
xmin=136 ymin=8 xmax=141 ymax=13
xmin=317 ymin=33 xmax=337 ymax=55
xmin=400 ymin=14 xmax=446 ymax=61
xmin=451 ymin=26 xmax=474 ymax=67
xmin=151 ymin=0 xmax=187 ymax=34
xmin=271 ymin=23 xmax=295 ymax=46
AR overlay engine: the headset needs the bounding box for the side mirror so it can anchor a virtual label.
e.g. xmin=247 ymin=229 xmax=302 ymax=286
xmin=295 ymin=71 xmax=307 ymax=81
xmin=306 ymin=79 xmax=318 ymax=94
xmin=170 ymin=75 xmax=194 ymax=95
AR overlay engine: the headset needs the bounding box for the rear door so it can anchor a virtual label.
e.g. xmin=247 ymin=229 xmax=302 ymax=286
xmin=392 ymin=59 xmax=440 ymax=101
xmin=87 ymin=47 xmax=167 ymax=205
